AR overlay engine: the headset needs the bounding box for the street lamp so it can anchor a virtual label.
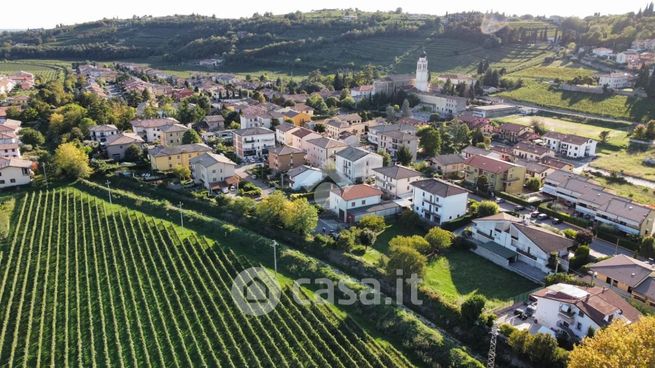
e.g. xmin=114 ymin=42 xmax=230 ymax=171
xmin=270 ymin=240 xmax=278 ymax=275
xmin=178 ymin=201 xmax=184 ymax=227
xmin=105 ymin=180 xmax=112 ymax=205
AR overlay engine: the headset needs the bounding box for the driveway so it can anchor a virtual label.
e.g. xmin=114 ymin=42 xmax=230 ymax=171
xmin=235 ymin=163 xmax=275 ymax=197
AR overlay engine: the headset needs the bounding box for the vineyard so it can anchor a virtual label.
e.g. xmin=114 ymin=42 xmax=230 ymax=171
xmin=0 ymin=190 xmax=413 ymax=367
xmin=0 ymin=60 xmax=67 ymax=82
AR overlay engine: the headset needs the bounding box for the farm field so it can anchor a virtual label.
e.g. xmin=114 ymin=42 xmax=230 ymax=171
xmin=362 ymin=221 xmax=537 ymax=309
xmin=590 ymin=149 xmax=655 ymax=181
xmin=0 ymin=190 xmax=412 ymax=367
xmin=506 ymin=61 xmax=595 ymax=81
xmin=0 ymin=60 xmax=68 ymax=82
xmin=587 ymin=175 xmax=655 ymax=205
xmin=495 ymin=115 xmax=631 ymax=149
xmin=497 ymin=81 xmax=655 ymax=121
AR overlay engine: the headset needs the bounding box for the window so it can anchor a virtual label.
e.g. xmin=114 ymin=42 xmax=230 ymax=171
xmin=351 ymin=201 xmax=355 ymax=207
xmin=0 ymin=180 xmax=4 ymax=184
xmin=576 ymin=323 xmax=582 ymax=330
xmin=9 ymin=179 xmax=15 ymax=183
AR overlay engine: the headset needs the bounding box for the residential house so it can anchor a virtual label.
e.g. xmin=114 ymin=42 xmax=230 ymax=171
xmin=542 ymin=132 xmax=597 ymax=158
xmin=232 ymin=127 xmax=276 ymax=159
xmin=324 ymin=119 xmax=366 ymax=140
xmin=275 ymin=122 xmax=298 ymax=145
xmin=531 ymin=283 xmax=640 ymax=340
xmin=472 ymin=213 xmax=575 ymax=275
xmin=373 ymin=165 xmax=423 ymax=198
xmin=197 ymin=115 xmax=225 ymax=132
xmin=288 ymin=165 xmax=323 ymax=191
xmin=541 ymin=157 xmax=574 ymax=171
xmin=367 ymin=124 xmax=416 ymax=145
xmin=89 ymin=124 xmax=119 ymax=144
xmin=496 ymin=123 xmax=534 ymax=143
xmin=268 ymin=145 xmax=306 ymax=173
xmin=291 ymin=127 xmax=322 ymax=150
xmin=329 ymin=184 xmax=383 ymax=222
xmin=292 ymin=103 xmax=314 ymax=116
xmin=335 ymin=147 xmax=383 ymax=183
xmin=512 ymin=141 xmax=554 ymax=161
xmin=240 ymin=104 xmax=277 ymax=129
xmin=0 ymin=157 xmax=32 ymax=188
xmin=436 ymin=74 xmax=477 ymax=87
xmin=131 ymin=118 xmax=179 ymax=143
xmin=350 ymin=85 xmax=374 ymax=100
xmin=105 ymin=132 xmax=144 ymax=161
xmin=598 ymin=73 xmax=633 ymax=89
xmin=543 ymin=170 xmax=655 ymax=236
xmin=410 ymin=178 xmax=469 ymax=224
xmin=189 ymin=152 xmax=237 ymax=191
xmin=589 ymin=255 xmax=655 ymax=307
xmin=148 ymin=143 xmax=212 ymax=171
xmin=160 ymin=123 xmax=190 ymax=146
xmin=514 ymin=159 xmax=554 ymax=183
xmin=616 ymin=50 xmax=640 ymax=64
xmin=416 ymin=93 xmax=468 ymax=116
xmin=429 ymin=154 xmax=466 ymax=176
xmin=304 ymin=137 xmax=347 ymax=169
xmin=592 ymin=47 xmax=614 ymax=58
xmin=378 ymin=130 xmax=419 ymax=161
xmin=464 ymin=155 xmax=526 ymax=194
xmin=0 ymin=143 xmax=20 ymax=158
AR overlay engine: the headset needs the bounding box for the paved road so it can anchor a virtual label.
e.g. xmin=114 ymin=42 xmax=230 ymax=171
xmin=235 ymin=163 xmax=275 ymax=198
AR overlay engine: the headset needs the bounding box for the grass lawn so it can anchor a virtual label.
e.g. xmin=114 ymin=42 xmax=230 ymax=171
xmin=590 ymin=148 xmax=655 ymax=181
xmin=364 ymin=220 xmax=538 ymax=309
xmin=495 ymin=115 xmax=631 ymax=149
xmin=497 ymin=81 xmax=655 ymax=122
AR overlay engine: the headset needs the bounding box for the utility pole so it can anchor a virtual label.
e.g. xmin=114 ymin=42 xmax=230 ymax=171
xmin=271 ymin=240 xmax=278 ymax=275
xmin=179 ymin=201 xmax=184 ymax=227
xmin=487 ymin=322 xmax=498 ymax=368
xmin=105 ymin=180 xmax=112 ymax=205
xmin=42 ymin=162 xmax=48 ymax=188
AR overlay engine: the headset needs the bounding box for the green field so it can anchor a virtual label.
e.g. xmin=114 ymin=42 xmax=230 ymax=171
xmin=591 ymin=149 xmax=655 ymax=181
xmin=363 ymin=221 xmax=537 ymax=309
xmin=588 ymin=175 xmax=655 ymax=205
xmin=507 ymin=61 xmax=595 ymax=81
xmin=497 ymin=81 xmax=655 ymax=121
xmin=0 ymin=60 xmax=68 ymax=82
xmin=0 ymin=189 xmax=412 ymax=367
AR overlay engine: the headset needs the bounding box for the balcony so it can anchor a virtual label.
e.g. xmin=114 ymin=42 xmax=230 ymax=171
xmin=558 ymin=309 xmax=576 ymax=323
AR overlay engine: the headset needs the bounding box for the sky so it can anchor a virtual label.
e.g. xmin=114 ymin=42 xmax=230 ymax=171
xmin=1 ymin=0 xmax=648 ymax=29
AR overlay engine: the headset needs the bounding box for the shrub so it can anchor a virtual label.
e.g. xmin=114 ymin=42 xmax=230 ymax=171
xmin=563 ymin=228 xmax=578 ymax=239
xmin=358 ymin=214 xmax=386 ymax=233
xmin=386 ymin=245 xmax=427 ymax=278
xmin=424 ymin=227 xmax=455 ymax=255
xmin=545 ymin=273 xmax=592 ymax=287
xmin=475 ymin=200 xmax=499 ymax=217
xmin=461 ymin=294 xmax=486 ymax=325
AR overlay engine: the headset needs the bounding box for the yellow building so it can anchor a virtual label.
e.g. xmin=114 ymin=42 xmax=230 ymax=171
xmin=149 ymin=143 xmax=212 ymax=171
xmin=464 ymin=154 xmax=526 ymax=194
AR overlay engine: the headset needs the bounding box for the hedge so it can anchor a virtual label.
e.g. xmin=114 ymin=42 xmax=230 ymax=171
xmin=496 ymin=191 xmax=534 ymax=207
xmin=441 ymin=215 xmax=473 ymax=231
xmin=593 ymin=228 xmax=641 ymax=252
xmin=537 ymin=204 xmax=593 ymax=228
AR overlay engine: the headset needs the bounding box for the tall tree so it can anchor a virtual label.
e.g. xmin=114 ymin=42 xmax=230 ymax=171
xmin=417 ymin=126 xmax=442 ymax=156
xmin=396 ymin=145 xmax=413 ymax=166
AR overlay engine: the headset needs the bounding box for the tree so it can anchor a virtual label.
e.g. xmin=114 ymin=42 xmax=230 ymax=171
xmin=386 ymin=245 xmax=427 ymax=278
xmin=389 ymin=235 xmax=431 ymax=254
xmin=476 ymin=201 xmax=499 ymax=217
xmin=18 ymin=128 xmax=45 ymax=147
xmin=396 ymin=145 xmax=413 ymax=166
xmin=377 ymin=150 xmax=392 ymax=166
xmin=525 ymin=177 xmax=542 ymax=191
xmin=172 ymin=165 xmax=191 ymax=181
xmin=123 ymin=144 xmax=143 ymax=162
xmin=569 ymin=317 xmax=655 ymax=368
xmin=476 ymin=175 xmax=489 ymax=193
xmin=358 ymin=214 xmax=386 ymax=233
xmin=598 ymin=130 xmax=610 ymax=143
xmin=256 ymin=191 xmax=288 ymax=225
xmin=385 ymin=105 xmax=396 ymax=122
xmin=424 ymin=227 xmax=454 ymax=256
xmin=400 ymin=99 xmax=412 ymax=118
xmin=336 ymin=228 xmax=358 ymax=251
xmin=53 ymin=143 xmax=92 ymax=179
xmin=574 ymin=229 xmax=593 ymax=245
xmin=417 ymin=126 xmax=442 ymax=156
xmin=181 ymin=129 xmax=202 ymax=144
xmin=283 ymin=198 xmax=318 ymax=234
xmin=460 ymin=295 xmax=486 ymax=325
xmin=357 ymin=229 xmax=377 ymax=250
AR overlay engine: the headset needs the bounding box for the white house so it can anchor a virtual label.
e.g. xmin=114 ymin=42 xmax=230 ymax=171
xmin=275 ymin=122 xmax=297 ymax=145
xmin=531 ymin=283 xmax=640 ymax=340
xmin=471 ymin=213 xmax=575 ymax=275
xmin=304 ymin=137 xmax=347 ymax=169
xmin=542 ymin=132 xmax=597 ymax=158
xmin=130 ymin=117 xmax=179 ymax=143
xmin=232 ymin=127 xmax=276 ymax=159
xmin=616 ymin=50 xmax=640 ymax=64
xmin=0 ymin=143 xmax=20 ymax=158
xmin=367 ymin=124 xmax=416 ymax=145
xmin=189 ymin=152 xmax=237 ymax=191
xmin=373 ymin=165 xmax=423 ymax=198
xmin=0 ymin=157 xmax=32 ymax=188
xmin=335 ymin=147 xmax=383 ymax=183
xmin=287 ymin=165 xmax=323 ymax=191
xmin=598 ymin=73 xmax=633 ymax=90
xmin=329 ymin=184 xmax=383 ymax=222
xmin=89 ymin=124 xmax=119 ymax=144
xmin=592 ymin=47 xmax=614 ymax=58
xmin=416 ymin=93 xmax=468 ymax=116
xmin=291 ymin=127 xmax=322 ymax=150
xmin=410 ymin=179 xmax=469 ymax=224
xmin=239 ymin=105 xmax=273 ymax=129
xmin=378 ymin=130 xmax=419 ymax=161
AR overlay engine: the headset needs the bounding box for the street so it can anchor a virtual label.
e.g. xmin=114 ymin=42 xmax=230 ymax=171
xmin=235 ymin=162 xmax=275 ymax=198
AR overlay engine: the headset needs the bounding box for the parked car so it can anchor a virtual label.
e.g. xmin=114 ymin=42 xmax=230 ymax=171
xmin=537 ymin=213 xmax=549 ymax=220
xmin=496 ymin=197 xmax=505 ymax=203
xmin=526 ymin=304 xmax=537 ymax=317
xmin=514 ymin=205 xmax=525 ymax=212
xmin=552 ymin=218 xmax=562 ymax=224
xmin=530 ymin=211 xmax=540 ymax=218
xmin=514 ymin=308 xmax=529 ymax=320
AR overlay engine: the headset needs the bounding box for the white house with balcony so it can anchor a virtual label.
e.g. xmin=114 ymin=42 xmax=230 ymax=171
xmin=335 ymin=147 xmax=383 ymax=183
xmin=373 ymin=165 xmax=422 ymax=198
xmin=89 ymin=124 xmax=119 ymax=144
xmin=232 ymin=127 xmax=276 ymax=159
xmin=530 ymin=283 xmax=641 ymax=340
xmin=130 ymin=118 xmax=179 ymax=143
xmin=410 ymin=178 xmax=468 ymax=225
xmin=542 ymin=132 xmax=597 ymax=158
xmin=189 ymin=152 xmax=237 ymax=191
